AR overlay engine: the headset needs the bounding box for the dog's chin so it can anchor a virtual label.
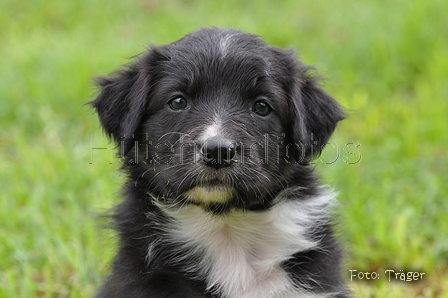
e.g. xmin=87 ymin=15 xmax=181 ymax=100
xmin=184 ymin=185 xmax=234 ymax=206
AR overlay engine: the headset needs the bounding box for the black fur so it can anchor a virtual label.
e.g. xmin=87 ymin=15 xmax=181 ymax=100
xmin=90 ymin=27 xmax=348 ymax=297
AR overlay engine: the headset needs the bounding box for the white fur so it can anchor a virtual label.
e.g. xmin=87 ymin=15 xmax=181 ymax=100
xmin=219 ymin=34 xmax=236 ymax=59
xmin=200 ymin=120 xmax=222 ymax=141
xmin=154 ymin=189 xmax=337 ymax=298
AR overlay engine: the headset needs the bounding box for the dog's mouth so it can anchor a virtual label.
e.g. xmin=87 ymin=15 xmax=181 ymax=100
xmin=184 ymin=183 xmax=235 ymax=205
xmin=180 ymin=175 xmax=274 ymax=214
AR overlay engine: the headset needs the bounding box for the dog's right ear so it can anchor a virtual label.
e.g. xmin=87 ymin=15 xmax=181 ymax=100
xmin=89 ymin=61 xmax=149 ymax=155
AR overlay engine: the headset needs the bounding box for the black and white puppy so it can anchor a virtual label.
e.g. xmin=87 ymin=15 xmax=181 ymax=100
xmin=90 ymin=27 xmax=348 ymax=298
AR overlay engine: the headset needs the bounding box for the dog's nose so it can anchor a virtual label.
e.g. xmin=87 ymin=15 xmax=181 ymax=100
xmin=201 ymin=137 xmax=235 ymax=169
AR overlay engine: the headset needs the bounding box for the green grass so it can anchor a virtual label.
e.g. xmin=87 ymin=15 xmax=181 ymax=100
xmin=1 ymin=0 xmax=447 ymax=297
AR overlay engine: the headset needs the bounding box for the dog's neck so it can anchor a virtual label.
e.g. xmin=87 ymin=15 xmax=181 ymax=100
xmin=152 ymin=190 xmax=335 ymax=298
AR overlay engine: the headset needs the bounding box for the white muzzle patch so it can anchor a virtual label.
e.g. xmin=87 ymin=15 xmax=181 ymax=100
xmin=185 ymin=186 xmax=234 ymax=204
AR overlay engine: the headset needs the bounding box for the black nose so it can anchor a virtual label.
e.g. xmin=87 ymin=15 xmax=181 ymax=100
xmin=201 ymin=137 xmax=235 ymax=169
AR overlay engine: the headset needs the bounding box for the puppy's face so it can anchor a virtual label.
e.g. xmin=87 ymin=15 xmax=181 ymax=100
xmin=91 ymin=28 xmax=344 ymax=212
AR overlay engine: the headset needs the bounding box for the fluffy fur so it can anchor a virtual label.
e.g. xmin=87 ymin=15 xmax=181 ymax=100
xmin=90 ymin=27 xmax=349 ymax=298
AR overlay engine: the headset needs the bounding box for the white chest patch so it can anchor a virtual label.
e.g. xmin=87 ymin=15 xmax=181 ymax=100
xmin=155 ymin=191 xmax=336 ymax=298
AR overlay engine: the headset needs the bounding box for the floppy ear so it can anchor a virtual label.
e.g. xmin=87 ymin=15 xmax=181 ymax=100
xmin=288 ymin=64 xmax=345 ymax=164
xmin=90 ymin=62 xmax=149 ymax=155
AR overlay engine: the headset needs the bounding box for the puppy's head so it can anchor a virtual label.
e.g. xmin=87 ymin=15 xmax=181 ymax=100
xmin=90 ymin=28 xmax=344 ymax=212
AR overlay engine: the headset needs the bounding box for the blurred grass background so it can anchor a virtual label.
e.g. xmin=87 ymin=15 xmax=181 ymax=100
xmin=1 ymin=0 xmax=447 ymax=297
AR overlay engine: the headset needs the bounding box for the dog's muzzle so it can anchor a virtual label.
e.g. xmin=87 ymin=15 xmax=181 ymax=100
xmin=184 ymin=137 xmax=236 ymax=205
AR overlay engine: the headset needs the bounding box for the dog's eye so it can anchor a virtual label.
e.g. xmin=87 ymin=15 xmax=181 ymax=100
xmin=169 ymin=97 xmax=188 ymax=110
xmin=252 ymin=101 xmax=271 ymax=116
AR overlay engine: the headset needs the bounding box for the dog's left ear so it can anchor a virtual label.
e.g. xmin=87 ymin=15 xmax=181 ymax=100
xmin=283 ymin=52 xmax=345 ymax=164
xmin=298 ymin=77 xmax=345 ymax=162
xmin=89 ymin=61 xmax=149 ymax=155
